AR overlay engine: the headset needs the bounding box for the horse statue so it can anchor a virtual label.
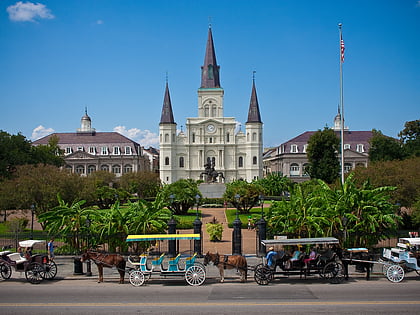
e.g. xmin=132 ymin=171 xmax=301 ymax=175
xmin=203 ymin=252 xmax=247 ymax=283
xmin=80 ymin=251 xmax=126 ymax=284
xmin=200 ymin=157 xmax=225 ymax=183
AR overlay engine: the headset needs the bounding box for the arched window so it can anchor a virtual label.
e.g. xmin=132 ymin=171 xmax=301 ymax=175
xmin=252 ymin=156 xmax=257 ymax=165
xmin=226 ymin=132 xmax=230 ymax=143
xmin=252 ymin=132 xmax=257 ymax=141
xmin=87 ymin=165 xmax=96 ymax=174
xmin=164 ymin=133 xmax=169 ymax=142
xmin=165 ymin=157 xmax=170 ymax=165
xmin=101 ymin=165 xmax=109 ymax=172
xmin=112 ymin=165 xmax=121 ymax=174
xmin=75 ymin=165 xmax=85 ymax=174
xmin=290 ymin=163 xmax=299 ymax=176
xmin=179 ymin=157 xmax=184 ymax=168
xmin=204 ymin=105 xmax=209 ymax=117
xmin=212 ymin=106 xmax=216 ymax=117
xmin=124 ymin=164 xmax=133 ymax=173
xmin=238 ymin=156 xmax=243 ymax=168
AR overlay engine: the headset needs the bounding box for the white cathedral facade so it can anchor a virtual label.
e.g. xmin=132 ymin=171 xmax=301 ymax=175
xmin=159 ymin=27 xmax=263 ymax=184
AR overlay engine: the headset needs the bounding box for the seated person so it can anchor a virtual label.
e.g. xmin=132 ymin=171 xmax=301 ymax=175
xmin=266 ymin=247 xmax=277 ymax=268
xmin=25 ymin=247 xmax=33 ymax=259
xmin=285 ymin=247 xmax=301 ymax=269
xmin=303 ymin=248 xmax=317 ymax=268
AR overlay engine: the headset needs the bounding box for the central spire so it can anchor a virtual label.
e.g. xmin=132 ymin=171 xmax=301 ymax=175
xmin=201 ymin=26 xmax=221 ymax=88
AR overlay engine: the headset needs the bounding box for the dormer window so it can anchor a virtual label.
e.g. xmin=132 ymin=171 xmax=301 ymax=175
xmin=65 ymin=147 xmax=73 ymax=155
xmin=356 ymin=144 xmax=365 ymax=153
xmin=291 ymin=144 xmax=298 ymax=153
xmin=125 ymin=146 xmax=131 ymax=155
xmin=88 ymin=146 xmax=96 ymax=154
xmin=113 ymin=147 xmax=120 ymax=155
xmin=344 ymin=144 xmax=351 ymax=150
xmin=303 ymin=144 xmax=308 ymax=153
xmin=77 ymin=147 xmax=84 ymax=152
xmin=101 ymin=147 xmax=108 ymax=155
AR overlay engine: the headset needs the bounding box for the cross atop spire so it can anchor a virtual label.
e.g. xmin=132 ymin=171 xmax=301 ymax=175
xmin=246 ymin=73 xmax=262 ymax=123
xmin=200 ymin=27 xmax=220 ymax=88
xmin=160 ymin=81 xmax=175 ymax=124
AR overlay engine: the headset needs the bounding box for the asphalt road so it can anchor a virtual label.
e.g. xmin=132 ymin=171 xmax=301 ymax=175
xmin=1 ymin=269 xmax=420 ymax=314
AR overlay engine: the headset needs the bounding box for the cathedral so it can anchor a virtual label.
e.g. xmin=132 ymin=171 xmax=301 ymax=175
xmin=159 ymin=27 xmax=263 ymax=184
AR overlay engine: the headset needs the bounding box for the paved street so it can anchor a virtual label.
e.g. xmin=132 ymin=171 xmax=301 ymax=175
xmin=1 ymin=256 xmax=420 ymax=314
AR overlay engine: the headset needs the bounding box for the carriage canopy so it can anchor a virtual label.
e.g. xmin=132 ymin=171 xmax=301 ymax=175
xmin=262 ymin=237 xmax=339 ymax=246
xmin=126 ymin=234 xmax=200 ymax=242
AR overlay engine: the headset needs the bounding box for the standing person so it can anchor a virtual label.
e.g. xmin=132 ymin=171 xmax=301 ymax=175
xmin=47 ymin=238 xmax=55 ymax=261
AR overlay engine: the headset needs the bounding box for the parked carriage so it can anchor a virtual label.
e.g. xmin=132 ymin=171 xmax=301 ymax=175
xmin=125 ymin=234 xmax=206 ymax=287
xmin=0 ymin=240 xmax=57 ymax=284
xmin=254 ymin=237 xmax=345 ymax=285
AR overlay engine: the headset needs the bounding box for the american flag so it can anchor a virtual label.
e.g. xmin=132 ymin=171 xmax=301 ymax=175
xmin=340 ymin=33 xmax=345 ymax=63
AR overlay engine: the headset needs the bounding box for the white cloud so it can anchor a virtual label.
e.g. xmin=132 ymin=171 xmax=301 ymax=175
xmin=114 ymin=126 xmax=159 ymax=148
xmin=31 ymin=125 xmax=54 ymax=140
xmin=7 ymin=1 xmax=54 ymax=22
xmin=96 ymin=20 xmax=104 ymax=25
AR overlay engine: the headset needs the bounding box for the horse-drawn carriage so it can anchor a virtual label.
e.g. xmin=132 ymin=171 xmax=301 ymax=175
xmin=126 ymin=234 xmax=206 ymax=286
xmin=0 ymin=240 xmax=57 ymax=284
xmin=380 ymin=237 xmax=420 ymax=283
xmin=254 ymin=237 xmax=345 ymax=285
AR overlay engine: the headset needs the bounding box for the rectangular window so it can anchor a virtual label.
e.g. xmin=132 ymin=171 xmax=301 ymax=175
xmin=125 ymin=146 xmax=131 ymax=155
xmin=356 ymin=144 xmax=365 ymax=153
xmin=113 ymin=147 xmax=120 ymax=155
xmin=101 ymin=147 xmax=108 ymax=155
xmin=291 ymin=145 xmax=298 ymax=153
xmin=89 ymin=146 xmax=96 ymax=154
xmin=77 ymin=146 xmax=84 ymax=151
xmin=65 ymin=147 xmax=73 ymax=154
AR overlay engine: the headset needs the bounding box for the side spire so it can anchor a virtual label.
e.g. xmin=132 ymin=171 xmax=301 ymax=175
xmin=160 ymin=81 xmax=175 ymax=124
xmin=200 ymin=26 xmax=220 ymax=88
xmin=246 ymin=72 xmax=262 ymax=123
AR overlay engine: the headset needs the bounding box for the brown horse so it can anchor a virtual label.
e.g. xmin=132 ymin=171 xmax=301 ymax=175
xmin=80 ymin=251 xmax=126 ymax=284
xmin=203 ymin=252 xmax=247 ymax=283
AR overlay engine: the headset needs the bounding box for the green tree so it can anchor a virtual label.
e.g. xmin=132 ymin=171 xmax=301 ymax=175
xmin=161 ymin=179 xmax=201 ymax=215
xmin=223 ymin=180 xmax=263 ymax=214
xmin=256 ymin=173 xmax=293 ymax=196
xmin=369 ymin=129 xmax=405 ymax=162
xmin=398 ymin=119 xmax=420 ymax=157
xmin=306 ymin=127 xmax=340 ymax=184
xmin=119 ymin=171 xmax=161 ymax=198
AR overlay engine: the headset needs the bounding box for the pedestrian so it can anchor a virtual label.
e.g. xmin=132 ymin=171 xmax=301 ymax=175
xmin=47 ymin=238 xmax=55 ymax=261
xmin=247 ymin=217 xmax=253 ymax=230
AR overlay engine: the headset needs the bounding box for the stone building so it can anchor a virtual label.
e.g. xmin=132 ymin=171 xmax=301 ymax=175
xmin=33 ymin=110 xmax=149 ymax=176
xmin=159 ymin=27 xmax=263 ymax=184
xmin=263 ymin=111 xmax=373 ymax=182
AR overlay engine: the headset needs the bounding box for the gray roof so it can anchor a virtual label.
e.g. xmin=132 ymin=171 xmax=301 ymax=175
xmin=246 ymin=80 xmax=262 ymax=123
xmin=200 ymin=27 xmax=221 ymax=89
xmin=159 ymin=82 xmax=175 ymax=124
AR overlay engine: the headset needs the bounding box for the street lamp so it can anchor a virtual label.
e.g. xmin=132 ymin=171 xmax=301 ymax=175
xmin=85 ymin=216 xmax=92 ymax=276
xmin=259 ymin=194 xmax=264 ymax=218
xmin=169 ymin=194 xmax=175 ymax=216
xmin=257 ymin=195 xmax=267 ymax=257
xmin=235 ymin=194 xmax=240 ymax=219
xmin=195 ymin=194 xmax=201 ymax=219
xmin=168 ymin=194 xmax=177 ymax=257
xmin=30 ymin=204 xmax=35 ymax=240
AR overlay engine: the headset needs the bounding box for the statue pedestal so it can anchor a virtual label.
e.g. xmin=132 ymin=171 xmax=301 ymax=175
xmin=199 ymin=183 xmax=226 ymax=199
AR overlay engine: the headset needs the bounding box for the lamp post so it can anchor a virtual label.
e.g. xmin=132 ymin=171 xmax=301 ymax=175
xmin=257 ymin=195 xmax=267 ymax=256
xmin=85 ymin=216 xmax=92 ymax=276
xmin=232 ymin=194 xmax=242 ymax=255
xmin=168 ymin=194 xmax=177 ymax=257
xmin=30 ymin=204 xmax=35 ymax=240
xmin=193 ymin=194 xmax=202 ymax=257
xmin=342 ymin=216 xmax=348 ymax=247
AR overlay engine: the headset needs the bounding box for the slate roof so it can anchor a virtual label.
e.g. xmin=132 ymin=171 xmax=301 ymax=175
xmin=160 ymin=82 xmax=175 ymax=124
xmin=246 ymin=80 xmax=262 ymax=123
xmin=200 ymin=27 xmax=221 ymax=88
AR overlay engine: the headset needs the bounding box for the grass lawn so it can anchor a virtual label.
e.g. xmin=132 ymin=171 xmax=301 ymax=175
xmin=225 ymin=207 xmax=267 ymax=228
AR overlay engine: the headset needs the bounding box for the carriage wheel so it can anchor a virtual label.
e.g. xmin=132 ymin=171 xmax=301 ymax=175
xmin=254 ymin=264 xmax=273 ymax=285
xmin=129 ymin=270 xmax=145 ymax=287
xmin=386 ymin=264 xmax=404 ymax=283
xmin=185 ymin=264 xmax=206 ymax=286
xmin=322 ymin=261 xmax=344 ymax=283
xmin=25 ymin=262 xmax=44 ymax=284
xmin=382 ymin=263 xmax=392 ymax=276
xmin=41 ymin=261 xmax=57 ymax=280
xmin=0 ymin=263 xmax=12 ymax=280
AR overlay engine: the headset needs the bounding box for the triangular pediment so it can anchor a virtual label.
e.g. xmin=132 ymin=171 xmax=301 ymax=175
xmin=65 ymin=151 xmax=96 ymax=160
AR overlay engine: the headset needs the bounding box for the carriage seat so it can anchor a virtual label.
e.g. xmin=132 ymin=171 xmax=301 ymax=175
xmin=168 ymin=254 xmax=181 ymax=271
xmin=151 ymin=253 xmax=165 ymax=266
xmin=7 ymin=252 xmax=27 ymax=265
xmin=185 ymin=253 xmax=197 ymax=270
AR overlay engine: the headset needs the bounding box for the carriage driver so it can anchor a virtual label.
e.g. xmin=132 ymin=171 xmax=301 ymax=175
xmin=266 ymin=247 xmax=277 ymax=268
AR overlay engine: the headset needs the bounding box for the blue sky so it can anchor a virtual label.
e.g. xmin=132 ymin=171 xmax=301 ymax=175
xmin=0 ymin=0 xmax=419 ymax=148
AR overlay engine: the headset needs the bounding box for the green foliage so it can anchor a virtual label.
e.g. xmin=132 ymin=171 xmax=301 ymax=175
xmin=369 ymin=129 xmax=406 ymax=162
xmin=411 ymin=199 xmax=420 ymax=227
xmin=5 ymin=217 xmax=28 ymax=233
xmin=267 ymin=174 xmax=401 ymax=248
xmin=223 ymin=180 xmax=263 ymax=214
xmin=398 ymin=119 xmax=420 ymax=157
xmin=256 ymin=173 xmax=293 ymax=196
xmin=206 ymin=217 xmax=224 ymax=241
xmin=0 ymin=130 xmax=64 ymax=181
xmin=119 ymin=171 xmax=161 ymax=198
xmin=161 ymin=179 xmax=202 ymax=215
xmin=306 ymin=127 xmax=340 ymax=184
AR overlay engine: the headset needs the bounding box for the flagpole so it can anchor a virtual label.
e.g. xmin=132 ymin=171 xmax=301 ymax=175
xmin=339 ymin=23 xmax=345 ymax=186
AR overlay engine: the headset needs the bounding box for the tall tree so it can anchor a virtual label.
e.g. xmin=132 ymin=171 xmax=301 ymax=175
xmin=119 ymin=171 xmax=161 ymax=198
xmin=398 ymin=119 xmax=420 ymax=157
xmin=161 ymin=179 xmax=201 ymax=215
xmin=223 ymin=180 xmax=263 ymax=214
xmin=369 ymin=129 xmax=405 ymax=162
xmin=256 ymin=173 xmax=293 ymax=196
xmin=306 ymin=127 xmax=340 ymax=184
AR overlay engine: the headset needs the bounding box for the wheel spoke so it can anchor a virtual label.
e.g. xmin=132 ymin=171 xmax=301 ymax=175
xmin=129 ymin=270 xmax=145 ymax=287
xmin=185 ymin=265 xmax=206 ymax=286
